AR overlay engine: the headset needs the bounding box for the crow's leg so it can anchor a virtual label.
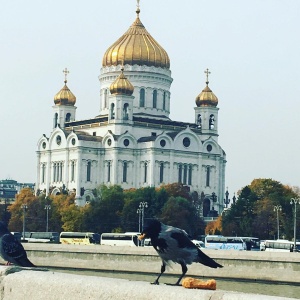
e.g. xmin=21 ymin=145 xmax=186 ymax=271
xmin=151 ymin=262 xmax=166 ymax=285
xmin=175 ymin=263 xmax=187 ymax=285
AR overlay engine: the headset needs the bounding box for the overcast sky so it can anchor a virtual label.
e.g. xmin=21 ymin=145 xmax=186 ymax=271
xmin=1 ymin=0 xmax=300 ymax=198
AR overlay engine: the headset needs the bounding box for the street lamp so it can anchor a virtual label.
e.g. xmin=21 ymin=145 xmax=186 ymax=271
xmin=139 ymin=201 xmax=148 ymax=232
xmin=224 ymin=188 xmax=230 ymax=208
xmin=290 ymin=197 xmax=300 ymax=252
xmin=45 ymin=204 xmax=51 ymax=232
xmin=273 ymin=205 xmax=282 ymax=240
xmin=21 ymin=204 xmax=28 ymax=241
xmin=136 ymin=208 xmax=142 ymax=233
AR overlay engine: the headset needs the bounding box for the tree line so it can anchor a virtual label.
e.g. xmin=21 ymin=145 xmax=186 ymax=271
xmin=5 ymin=183 xmax=205 ymax=238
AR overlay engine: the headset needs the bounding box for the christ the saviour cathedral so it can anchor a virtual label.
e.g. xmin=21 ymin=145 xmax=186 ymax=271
xmin=36 ymin=3 xmax=227 ymax=219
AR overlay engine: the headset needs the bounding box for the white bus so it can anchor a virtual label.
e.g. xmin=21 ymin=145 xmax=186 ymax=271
xmin=205 ymin=235 xmax=246 ymax=250
xmin=262 ymin=240 xmax=300 ymax=252
xmin=23 ymin=232 xmax=60 ymax=243
xmin=60 ymin=232 xmax=100 ymax=245
xmin=100 ymin=233 xmax=139 ymax=246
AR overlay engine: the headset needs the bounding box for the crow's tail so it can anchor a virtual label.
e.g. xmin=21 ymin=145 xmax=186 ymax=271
xmin=196 ymin=248 xmax=223 ymax=268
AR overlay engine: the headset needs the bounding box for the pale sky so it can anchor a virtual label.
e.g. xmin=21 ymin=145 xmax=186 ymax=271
xmin=1 ymin=0 xmax=300 ymax=198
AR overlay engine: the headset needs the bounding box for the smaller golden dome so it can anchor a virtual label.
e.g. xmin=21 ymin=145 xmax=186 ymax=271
xmin=54 ymin=80 xmax=76 ymax=106
xmin=196 ymin=69 xmax=218 ymax=107
xmin=195 ymin=83 xmax=218 ymax=107
xmin=110 ymin=68 xmax=134 ymax=96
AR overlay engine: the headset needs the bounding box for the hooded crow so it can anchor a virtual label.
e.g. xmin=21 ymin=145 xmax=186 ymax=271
xmin=139 ymin=219 xmax=223 ymax=285
xmin=0 ymin=221 xmax=36 ymax=267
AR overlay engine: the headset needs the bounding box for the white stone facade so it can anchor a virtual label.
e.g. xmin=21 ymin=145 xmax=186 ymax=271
xmin=36 ymin=9 xmax=226 ymax=217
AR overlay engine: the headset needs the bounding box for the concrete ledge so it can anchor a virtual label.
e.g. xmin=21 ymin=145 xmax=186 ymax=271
xmin=18 ymin=244 xmax=300 ymax=284
xmin=0 ymin=266 xmax=296 ymax=300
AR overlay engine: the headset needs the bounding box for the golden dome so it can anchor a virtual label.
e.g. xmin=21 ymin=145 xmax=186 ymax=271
xmin=102 ymin=8 xmax=170 ymax=69
xmin=195 ymin=84 xmax=218 ymax=107
xmin=110 ymin=68 xmax=134 ymax=96
xmin=54 ymin=80 xmax=76 ymax=106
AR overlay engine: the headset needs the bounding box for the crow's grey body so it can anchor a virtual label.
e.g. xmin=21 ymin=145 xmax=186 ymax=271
xmin=140 ymin=219 xmax=222 ymax=285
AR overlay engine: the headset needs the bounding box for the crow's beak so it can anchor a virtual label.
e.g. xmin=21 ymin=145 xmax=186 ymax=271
xmin=138 ymin=233 xmax=146 ymax=240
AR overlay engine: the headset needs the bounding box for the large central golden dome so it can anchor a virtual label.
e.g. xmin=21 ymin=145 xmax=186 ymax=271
xmin=102 ymin=8 xmax=170 ymax=69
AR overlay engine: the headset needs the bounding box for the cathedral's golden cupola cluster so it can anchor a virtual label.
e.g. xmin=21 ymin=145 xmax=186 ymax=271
xmin=102 ymin=7 xmax=170 ymax=69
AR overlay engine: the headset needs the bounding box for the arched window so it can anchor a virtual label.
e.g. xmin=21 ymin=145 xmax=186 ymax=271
xmin=71 ymin=161 xmax=75 ymax=182
xmin=87 ymin=161 xmax=91 ymax=182
xmin=123 ymin=162 xmax=127 ymax=183
xmin=188 ymin=165 xmax=192 ymax=185
xmin=65 ymin=113 xmax=71 ymax=122
xmin=144 ymin=162 xmax=147 ymax=183
xmin=159 ymin=163 xmax=164 ymax=183
xmin=107 ymin=162 xmax=111 ymax=182
xmin=197 ymin=114 xmax=202 ymax=128
xmin=123 ymin=103 xmax=129 ymax=120
xmin=209 ymin=114 xmax=215 ymax=129
xmin=153 ymin=90 xmax=157 ymax=108
xmin=104 ymin=89 xmax=108 ymax=108
xmin=183 ymin=165 xmax=188 ymax=184
xmin=110 ymin=103 xmax=115 ymax=119
xmin=206 ymin=166 xmax=210 ymax=187
xmin=53 ymin=113 xmax=58 ymax=128
xmin=178 ymin=164 xmax=182 ymax=183
xmin=163 ymin=92 xmax=166 ymax=110
xmin=53 ymin=163 xmax=56 ymax=182
xmin=41 ymin=164 xmax=46 ymax=184
xmin=140 ymin=88 xmax=145 ymax=107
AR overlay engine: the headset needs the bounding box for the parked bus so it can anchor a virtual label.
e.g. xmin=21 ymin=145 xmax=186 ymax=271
xmin=262 ymin=240 xmax=300 ymax=252
xmin=100 ymin=233 xmax=139 ymax=246
xmin=205 ymin=235 xmax=246 ymax=250
xmin=23 ymin=232 xmax=60 ymax=243
xmin=60 ymin=232 xmax=100 ymax=245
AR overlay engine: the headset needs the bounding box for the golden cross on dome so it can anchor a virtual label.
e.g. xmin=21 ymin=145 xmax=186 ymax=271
xmin=204 ymin=68 xmax=211 ymax=84
xmin=63 ymin=67 xmax=69 ymax=83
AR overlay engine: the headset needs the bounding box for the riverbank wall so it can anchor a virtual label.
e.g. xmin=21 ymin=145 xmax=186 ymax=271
xmin=14 ymin=244 xmax=300 ymax=284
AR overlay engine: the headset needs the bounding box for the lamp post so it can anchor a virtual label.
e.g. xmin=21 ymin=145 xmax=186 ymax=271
xmin=290 ymin=197 xmax=300 ymax=252
xmin=45 ymin=204 xmax=51 ymax=232
xmin=224 ymin=188 xmax=230 ymax=208
xmin=21 ymin=204 xmax=28 ymax=241
xmin=273 ymin=205 xmax=282 ymax=240
xmin=136 ymin=208 xmax=142 ymax=233
xmin=139 ymin=201 xmax=148 ymax=231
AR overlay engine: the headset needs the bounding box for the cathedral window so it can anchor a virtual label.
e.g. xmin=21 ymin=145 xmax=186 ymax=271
xmin=163 ymin=92 xmax=166 ymax=110
xmin=140 ymin=88 xmax=145 ymax=107
xmin=183 ymin=165 xmax=188 ymax=184
xmin=123 ymin=103 xmax=129 ymax=120
xmin=197 ymin=114 xmax=202 ymax=128
xmin=65 ymin=113 xmax=71 ymax=122
xmin=123 ymin=162 xmax=127 ymax=183
xmin=209 ymin=114 xmax=215 ymax=129
xmin=206 ymin=166 xmax=210 ymax=187
xmin=178 ymin=164 xmax=182 ymax=183
xmin=110 ymin=103 xmax=115 ymax=119
xmin=71 ymin=161 xmax=75 ymax=182
xmin=87 ymin=161 xmax=91 ymax=182
xmin=59 ymin=162 xmax=63 ymax=182
xmin=144 ymin=162 xmax=147 ymax=183
xmin=159 ymin=163 xmax=164 ymax=183
xmin=107 ymin=162 xmax=111 ymax=182
xmin=153 ymin=90 xmax=157 ymax=108
xmin=104 ymin=89 xmax=108 ymax=108
xmin=53 ymin=163 xmax=56 ymax=182
xmin=41 ymin=163 xmax=46 ymax=184
xmin=188 ymin=165 xmax=192 ymax=185
xmin=53 ymin=113 xmax=58 ymax=128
